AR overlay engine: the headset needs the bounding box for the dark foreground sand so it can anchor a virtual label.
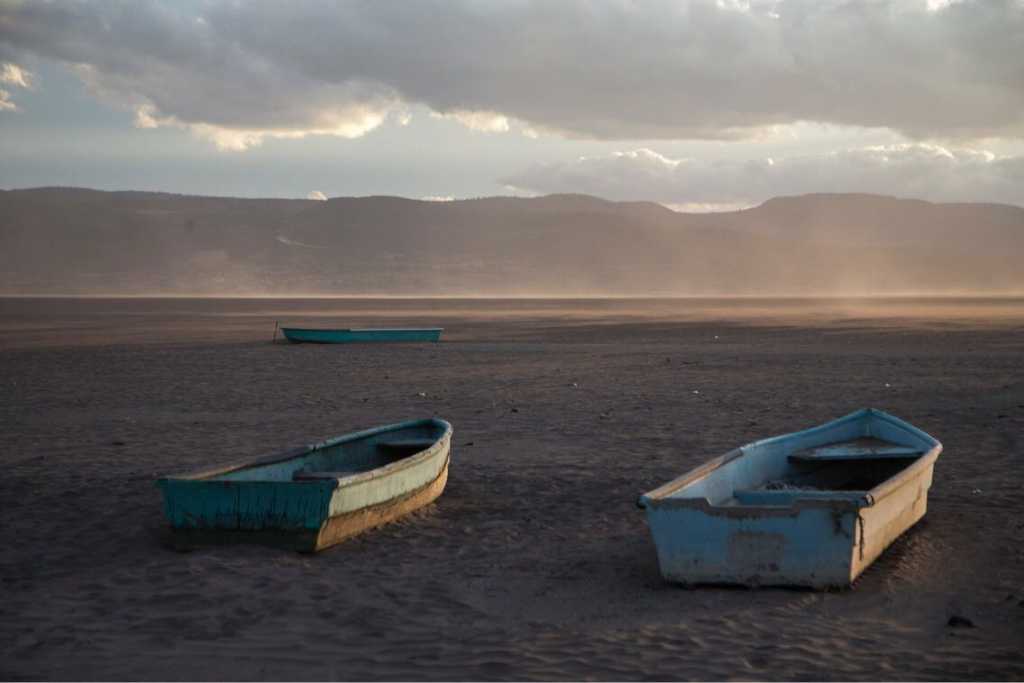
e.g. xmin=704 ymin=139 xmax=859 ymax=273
xmin=1 ymin=297 xmax=1022 ymax=681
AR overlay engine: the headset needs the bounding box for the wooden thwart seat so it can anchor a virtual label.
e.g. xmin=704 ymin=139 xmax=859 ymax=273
xmin=376 ymin=439 xmax=437 ymax=454
xmin=733 ymin=488 xmax=869 ymax=506
xmin=788 ymin=439 xmax=922 ymax=463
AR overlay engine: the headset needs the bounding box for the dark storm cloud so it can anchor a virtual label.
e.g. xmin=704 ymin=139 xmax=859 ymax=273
xmin=1 ymin=0 xmax=1023 ymax=146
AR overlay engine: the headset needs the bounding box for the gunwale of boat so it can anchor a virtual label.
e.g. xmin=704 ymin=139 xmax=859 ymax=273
xmin=158 ymin=417 xmax=452 ymax=487
xmin=280 ymin=327 xmax=444 ymax=333
xmin=638 ymin=408 xmax=942 ymax=512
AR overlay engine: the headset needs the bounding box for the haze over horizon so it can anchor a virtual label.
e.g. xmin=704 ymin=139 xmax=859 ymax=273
xmin=2 ymin=188 xmax=1021 ymax=297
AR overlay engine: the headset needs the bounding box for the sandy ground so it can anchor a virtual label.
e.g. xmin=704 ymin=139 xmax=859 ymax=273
xmin=1 ymin=297 xmax=1022 ymax=681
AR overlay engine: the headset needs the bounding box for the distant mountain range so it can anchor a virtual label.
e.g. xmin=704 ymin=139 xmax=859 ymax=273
xmin=1 ymin=187 xmax=1021 ymax=296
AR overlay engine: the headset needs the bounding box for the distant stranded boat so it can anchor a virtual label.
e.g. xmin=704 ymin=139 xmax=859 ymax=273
xmin=638 ymin=409 xmax=941 ymax=588
xmin=157 ymin=418 xmax=452 ymax=552
xmin=280 ymin=327 xmax=443 ymax=344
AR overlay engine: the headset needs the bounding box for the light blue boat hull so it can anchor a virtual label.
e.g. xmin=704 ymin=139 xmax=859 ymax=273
xmin=638 ymin=409 xmax=941 ymax=588
xmin=281 ymin=327 xmax=442 ymax=344
xmin=157 ymin=418 xmax=452 ymax=552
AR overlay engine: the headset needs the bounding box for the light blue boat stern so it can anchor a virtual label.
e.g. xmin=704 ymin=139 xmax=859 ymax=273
xmin=642 ymin=495 xmax=868 ymax=587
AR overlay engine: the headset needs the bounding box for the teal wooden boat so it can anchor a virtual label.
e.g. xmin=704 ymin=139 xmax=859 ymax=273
xmin=281 ymin=327 xmax=442 ymax=344
xmin=157 ymin=418 xmax=452 ymax=552
xmin=638 ymin=409 xmax=941 ymax=588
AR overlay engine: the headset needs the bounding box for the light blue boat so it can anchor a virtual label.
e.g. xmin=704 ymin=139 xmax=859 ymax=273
xmin=157 ymin=418 xmax=452 ymax=552
xmin=638 ymin=409 xmax=941 ymax=588
xmin=280 ymin=327 xmax=443 ymax=344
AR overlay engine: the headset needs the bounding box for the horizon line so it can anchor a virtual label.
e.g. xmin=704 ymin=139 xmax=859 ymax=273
xmin=3 ymin=293 xmax=1024 ymax=301
xmin=3 ymin=185 xmax=1022 ymax=212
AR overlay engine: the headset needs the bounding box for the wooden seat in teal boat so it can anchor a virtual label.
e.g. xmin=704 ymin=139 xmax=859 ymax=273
xmin=376 ymin=439 xmax=439 ymax=455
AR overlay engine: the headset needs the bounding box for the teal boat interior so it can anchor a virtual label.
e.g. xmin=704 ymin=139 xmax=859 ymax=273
xmin=187 ymin=419 xmax=450 ymax=484
xmin=641 ymin=409 xmax=941 ymax=509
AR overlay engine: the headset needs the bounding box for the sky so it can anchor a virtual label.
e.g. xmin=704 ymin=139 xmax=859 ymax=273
xmin=1 ymin=0 xmax=1023 ymax=210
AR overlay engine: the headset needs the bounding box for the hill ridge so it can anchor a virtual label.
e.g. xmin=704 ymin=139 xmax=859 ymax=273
xmin=1 ymin=188 xmax=1020 ymax=295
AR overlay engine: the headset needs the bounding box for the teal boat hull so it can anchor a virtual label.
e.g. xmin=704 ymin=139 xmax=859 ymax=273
xmin=638 ymin=409 xmax=941 ymax=588
xmin=157 ymin=418 xmax=452 ymax=552
xmin=281 ymin=327 xmax=442 ymax=344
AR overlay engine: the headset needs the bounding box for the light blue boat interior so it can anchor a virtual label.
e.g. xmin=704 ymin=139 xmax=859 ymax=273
xmin=653 ymin=408 xmax=939 ymax=509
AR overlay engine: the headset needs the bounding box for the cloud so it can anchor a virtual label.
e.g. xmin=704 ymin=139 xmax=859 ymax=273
xmin=1 ymin=62 xmax=31 ymax=88
xmin=433 ymin=110 xmax=511 ymax=133
xmin=276 ymin=235 xmax=327 ymax=249
xmin=133 ymin=102 xmax=389 ymax=151
xmin=306 ymin=190 xmax=327 ymax=201
xmin=421 ymin=195 xmax=455 ymax=202
xmin=1 ymin=1 xmax=1022 ymax=146
xmin=0 ymin=61 xmax=31 ymax=111
xmin=663 ymin=202 xmax=757 ymax=213
xmin=502 ymin=144 xmax=1024 ymax=207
